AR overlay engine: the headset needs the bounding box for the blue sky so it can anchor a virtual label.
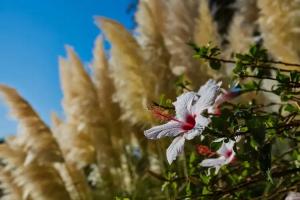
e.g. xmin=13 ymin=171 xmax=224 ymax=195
xmin=0 ymin=0 xmax=133 ymax=137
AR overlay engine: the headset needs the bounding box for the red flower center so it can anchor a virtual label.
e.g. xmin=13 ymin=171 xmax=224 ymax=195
xmin=181 ymin=114 xmax=196 ymax=131
xmin=225 ymin=150 xmax=233 ymax=158
xmin=150 ymin=106 xmax=196 ymax=131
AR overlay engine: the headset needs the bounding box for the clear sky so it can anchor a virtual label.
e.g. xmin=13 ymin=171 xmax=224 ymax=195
xmin=0 ymin=0 xmax=133 ymax=137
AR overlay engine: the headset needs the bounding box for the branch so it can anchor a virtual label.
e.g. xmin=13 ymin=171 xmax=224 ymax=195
xmin=201 ymin=56 xmax=300 ymax=72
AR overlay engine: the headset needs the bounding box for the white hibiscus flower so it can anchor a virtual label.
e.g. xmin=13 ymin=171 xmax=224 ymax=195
xmin=200 ymin=138 xmax=237 ymax=174
xmin=144 ymin=79 xmax=221 ymax=164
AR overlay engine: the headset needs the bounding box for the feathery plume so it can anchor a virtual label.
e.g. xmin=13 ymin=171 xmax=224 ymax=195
xmin=258 ymin=0 xmax=300 ymax=66
xmin=224 ymin=0 xmax=258 ymax=76
xmin=0 ymin=142 xmax=25 ymax=171
xmin=51 ymin=113 xmax=96 ymax=169
xmin=91 ymin=36 xmax=125 ymax=167
xmin=226 ymin=0 xmax=258 ymax=55
xmin=193 ymin=0 xmax=223 ymax=79
xmin=14 ymin=164 xmax=71 ymax=200
xmin=91 ymin=35 xmax=120 ymax=121
xmin=54 ymin=163 xmax=93 ymax=200
xmin=0 ymin=85 xmax=63 ymax=164
xmin=164 ymin=0 xmax=210 ymax=86
xmin=194 ymin=0 xmax=220 ymax=47
xmin=0 ymin=143 xmax=24 ymax=200
xmin=0 ymin=169 xmax=22 ymax=200
xmin=0 ymin=141 xmax=70 ymax=200
xmin=59 ymin=47 xmax=118 ymax=195
xmin=135 ymin=0 xmax=166 ymax=48
xmin=135 ymin=0 xmax=176 ymax=97
xmin=91 ymin=37 xmax=138 ymax=192
xmin=226 ymin=15 xmax=254 ymax=56
xmin=95 ymin=17 xmax=154 ymax=125
xmin=236 ymin=0 xmax=258 ymax=24
xmin=59 ymin=46 xmax=104 ymax=125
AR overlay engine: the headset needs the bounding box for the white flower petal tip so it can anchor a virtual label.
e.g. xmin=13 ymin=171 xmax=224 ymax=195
xmin=213 ymin=137 xmax=226 ymax=143
xmin=144 ymin=121 xmax=183 ymax=139
xmin=166 ymin=136 xmax=185 ymax=164
xmin=285 ymin=192 xmax=300 ymax=200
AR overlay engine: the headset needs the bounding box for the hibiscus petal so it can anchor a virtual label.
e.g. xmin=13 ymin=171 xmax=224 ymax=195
xmin=173 ymin=92 xmax=196 ymax=121
xmin=166 ymin=136 xmax=185 ymax=164
xmin=200 ymin=157 xmax=226 ymax=167
xmin=185 ymin=115 xmax=210 ymax=140
xmin=193 ymin=79 xmax=221 ymax=114
xmin=216 ymin=139 xmax=235 ymax=156
xmin=198 ymin=79 xmax=222 ymax=96
xmin=144 ymin=121 xmax=183 ymax=139
xmin=213 ymin=137 xmax=226 ymax=143
xmin=184 ymin=129 xmax=199 ymax=140
xmin=195 ymin=115 xmax=211 ymax=127
xmin=201 ymin=156 xmax=231 ymax=174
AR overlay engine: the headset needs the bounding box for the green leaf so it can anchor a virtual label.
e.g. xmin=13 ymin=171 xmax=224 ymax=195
xmin=199 ymin=174 xmax=211 ymax=185
xmin=264 ymin=116 xmax=278 ymax=128
xmin=281 ymin=94 xmax=293 ymax=102
xmin=185 ymin=182 xmax=192 ymax=197
xmin=241 ymin=80 xmax=261 ymax=91
xmin=250 ymin=137 xmax=259 ymax=151
xmin=276 ymin=72 xmax=290 ymax=83
xmin=266 ymin=170 xmax=274 ymax=184
xmin=209 ymin=59 xmax=221 ymax=70
xmin=235 ymin=53 xmax=253 ymax=63
xmin=202 ymin=186 xmax=210 ymax=195
xmin=249 ymin=44 xmax=268 ymax=60
xmin=211 ymin=116 xmax=228 ymax=132
xmin=161 ymin=182 xmax=169 ymax=192
xmin=233 ymin=61 xmax=246 ymax=75
xmin=258 ymin=143 xmax=272 ymax=175
xmin=247 ymin=117 xmax=266 ymax=146
xmin=284 ymin=104 xmax=300 ymax=113
xmin=290 ymin=71 xmax=300 ymax=82
xmin=249 ymin=45 xmax=258 ymax=57
xmin=209 ymin=47 xmax=221 ymax=57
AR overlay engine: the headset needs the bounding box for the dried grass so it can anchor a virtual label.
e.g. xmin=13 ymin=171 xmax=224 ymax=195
xmin=258 ymin=0 xmax=300 ymax=67
xmin=96 ymin=17 xmax=154 ymax=125
xmin=0 ymin=85 xmax=63 ymax=164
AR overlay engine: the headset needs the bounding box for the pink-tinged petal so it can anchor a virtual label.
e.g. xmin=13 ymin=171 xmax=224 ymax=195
xmin=200 ymin=157 xmax=226 ymax=174
xmin=201 ymin=139 xmax=238 ymax=174
xmin=173 ymin=92 xmax=196 ymax=121
xmin=166 ymin=136 xmax=185 ymax=164
xmin=144 ymin=121 xmax=183 ymax=139
xmin=213 ymin=93 xmax=225 ymax=107
xmin=200 ymin=157 xmax=226 ymax=167
xmin=216 ymin=139 xmax=235 ymax=157
xmin=226 ymin=151 xmax=236 ymax=164
xmin=193 ymin=80 xmax=221 ymax=114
